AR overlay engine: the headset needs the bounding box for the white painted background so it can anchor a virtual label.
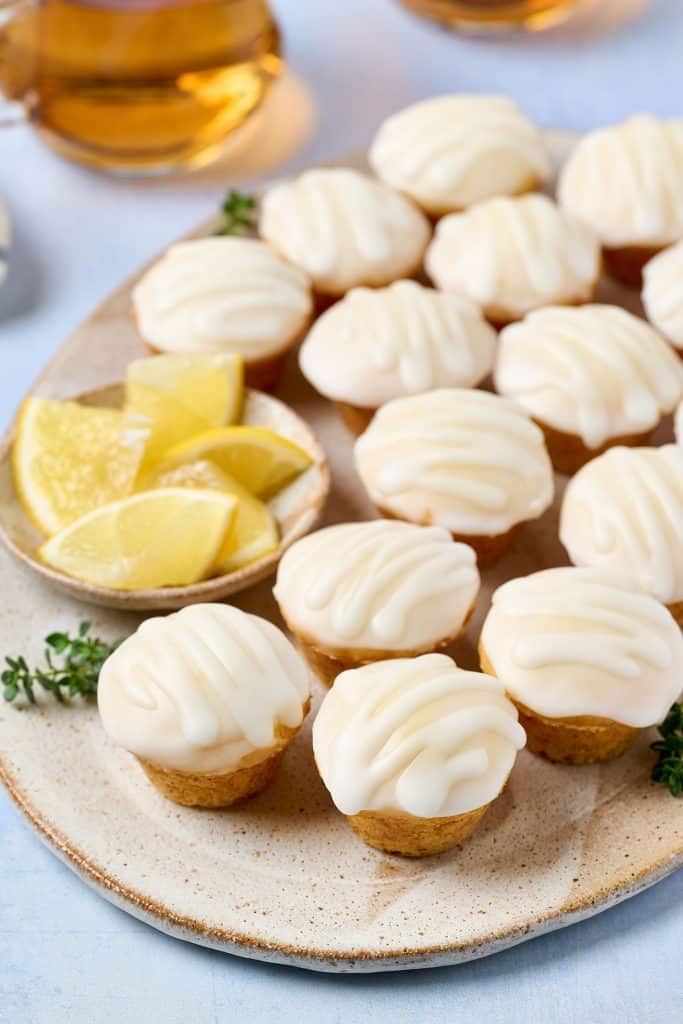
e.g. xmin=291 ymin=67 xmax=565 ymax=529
xmin=1 ymin=0 xmax=682 ymax=1020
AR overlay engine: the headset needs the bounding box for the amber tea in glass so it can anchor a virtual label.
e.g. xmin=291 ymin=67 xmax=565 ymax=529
xmin=0 ymin=0 xmax=282 ymax=172
xmin=398 ymin=0 xmax=583 ymax=32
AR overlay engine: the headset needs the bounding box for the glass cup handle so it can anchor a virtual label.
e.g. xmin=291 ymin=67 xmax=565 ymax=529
xmin=0 ymin=0 xmax=34 ymax=127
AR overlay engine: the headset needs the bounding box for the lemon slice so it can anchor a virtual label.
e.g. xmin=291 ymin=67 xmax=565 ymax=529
xmin=13 ymin=397 xmax=148 ymax=535
xmin=39 ymin=488 xmax=237 ymax=590
xmin=148 ymin=459 xmax=279 ymax=572
xmin=125 ymin=353 xmax=243 ymax=475
xmin=161 ymin=426 xmax=313 ymax=499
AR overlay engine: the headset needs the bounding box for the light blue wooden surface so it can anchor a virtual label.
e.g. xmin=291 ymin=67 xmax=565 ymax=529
xmin=1 ymin=1 xmax=683 ymax=1020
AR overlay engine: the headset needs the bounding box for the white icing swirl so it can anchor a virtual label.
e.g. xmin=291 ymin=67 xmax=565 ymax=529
xmin=369 ymin=94 xmax=551 ymax=215
xmin=299 ymin=280 xmax=497 ymax=407
xmin=354 ymin=388 xmax=554 ymax=536
xmin=98 ymin=604 xmax=310 ymax=773
xmin=259 ymin=168 xmax=431 ymax=296
xmin=312 ymin=653 xmax=525 ymax=818
xmin=132 ymin=237 xmax=313 ymax=360
xmin=274 ymin=520 xmax=479 ymax=652
xmin=481 ymin=567 xmax=683 ymax=727
xmin=560 ymin=445 xmax=683 ymax=605
xmin=558 ymin=115 xmax=683 ymax=248
xmin=425 ymin=194 xmax=600 ymax=322
xmin=642 ymin=240 xmax=683 ymax=350
xmin=495 ymin=305 xmax=683 ymax=448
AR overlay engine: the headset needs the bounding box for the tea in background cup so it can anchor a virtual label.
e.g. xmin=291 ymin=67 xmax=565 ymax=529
xmin=398 ymin=0 xmax=583 ymax=32
xmin=0 ymin=0 xmax=282 ymax=173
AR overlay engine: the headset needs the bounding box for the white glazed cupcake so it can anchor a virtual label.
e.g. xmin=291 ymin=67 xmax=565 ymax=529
xmin=312 ymin=653 xmax=526 ymax=856
xmin=642 ymin=240 xmax=683 ymax=352
xmin=274 ymin=520 xmax=480 ymax=684
xmin=480 ymin=567 xmax=683 ymax=764
xmin=98 ymin=603 xmax=311 ymax=807
xmin=560 ymin=445 xmax=683 ymax=625
xmin=558 ymin=115 xmax=683 ymax=285
xmin=299 ymin=280 xmax=498 ymax=434
xmin=354 ymin=388 xmax=554 ymax=565
xmin=495 ymin=304 xmax=683 ymax=473
xmin=259 ymin=168 xmax=431 ymax=298
xmin=132 ymin=237 xmax=313 ymax=391
xmin=369 ymin=94 xmax=551 ymax=215
xmin=425 ymin=194 xmax=600 ymax=325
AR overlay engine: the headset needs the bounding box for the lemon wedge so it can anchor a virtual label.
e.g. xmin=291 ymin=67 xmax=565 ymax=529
xmin=39 ymin=488 xmax=237 ymax=590
xmin=160 ymin=426 xmax=313 ymax=499
xmin=125 ymin=353 xmax=243 ymax=476
xmin=148 ymin=459 xmax=279 ymax=573
xmin=13 ymin=397 xmax=148 ymax=535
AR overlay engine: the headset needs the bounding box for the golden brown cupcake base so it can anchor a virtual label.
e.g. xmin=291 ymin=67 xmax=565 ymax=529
xmin=136 ymin=748 xmax=286 ymax=807
xmin=134 ymin=712 xmax=308 ymax=807
xmin=668 ymin=601 xmax=683 ymax=628
xmin=536 ymin=420 xmax=653 ymax=476
xmin=290 ymin=613 xmax=472 ymax=687
xmin=376 ymin=504 xmax=522 ymax=567
xmin=603 ymin=244 xmax=662 ymax=287
xmin=479 ymin=644 xmax=638 ymax=765
xmin=347 ymin=804 xmax=489 ymax=857
xmin=334 ymin=400 xmax=376 ymax=435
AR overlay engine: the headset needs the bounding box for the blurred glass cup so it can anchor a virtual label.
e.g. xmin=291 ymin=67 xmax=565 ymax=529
xmin=0 ymin=0 xmax=282 ymax=173
xmin=398 ymin=0 xmax=584 ymax=32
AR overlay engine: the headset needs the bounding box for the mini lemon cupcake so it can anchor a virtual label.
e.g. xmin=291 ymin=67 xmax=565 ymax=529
xmin=425 ymin=193 xmax=600 ymax=326
xmin=132 ymin=237 xmax=313 ymax=391
xmin=259 ymin=168 xmax=431 ymax=300
xmin=642 ymin=240 xmax=683 ymax=353
xmin=369 ymin=94 xmax=550 ymax=216
xmin=98 ymin=604 xmax=311 ymax=807
xmin=354 ymin=388 xmax=554 ymax=565
xmin=494 ymin=305 xmax=683 ymax=474
xmin=480 ymin=567 xmax=683 ymax=764
xmin=274 ymin=520 xmax=480 ymax=684
xmin=299 ymin=281 xmax=497 ymax=434
xmin=560 ymin=445 xmax=683 ymax=627
xmin=312 ymin=653 xmax=526 ymax=857
xmin=558 ymin=115 xmax=683 ymax=285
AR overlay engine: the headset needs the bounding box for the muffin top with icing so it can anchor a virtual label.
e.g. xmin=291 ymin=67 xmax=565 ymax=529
xmin=299 ymin=280 xmax=497 ymax=407
xmin=495 ymin=305 xmax=683 ymax=448
xmin=312 ymin=653 xmax=526 ymax=818
xmin=354 ymin=388 xmax=554 ymax=537
xmin=481 ymin=567 xmax=683 ymax=727
xmin=98 ymin=604 xmax=310 ymax=774
xmin=643 ymin=240 xmax=683 ymax=350
xmin=425 ymin=194 xmax=600 ymax=323
xmin=368 ymin=94 xmax=551 ymax=215
xmin=132 ymin=237 xmax=312 ymax=361
xmin=274 ymin=520 xmax=479 ymax=653
xmin=557 ymin=115 xmax=683 ymax=248
xmin=560 ymin=445 xmax=683 ymax=605
xmin=259 ymin=168 xmax=431 ymax=296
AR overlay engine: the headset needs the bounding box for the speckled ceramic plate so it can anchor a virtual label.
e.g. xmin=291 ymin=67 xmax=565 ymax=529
xmin=1 ymin=134 xmax=682 ymax=973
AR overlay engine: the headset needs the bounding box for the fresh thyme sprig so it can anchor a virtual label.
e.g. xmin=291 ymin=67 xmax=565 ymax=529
xmin=651 ymin=702 xmax=683 ymax=796
xmin=214 ymin=189 xmax=257 ymax=236
xmin=2 ymin=622 xmax=124 ymax=705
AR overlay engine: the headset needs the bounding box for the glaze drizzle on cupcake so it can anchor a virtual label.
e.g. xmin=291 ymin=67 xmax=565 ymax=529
xmin=560 ymin=445 xmax=683 ymax=605
xmin=481 ymin=567 xmax=683 ymax=727
xmin=643 ymin=240 xmax=683 ymax=350
xmin=274 ymin=520 xmax=479 ymax=651
xmin=312 ymin=653 xmax=525 ymax=818
xmin=495 ymin=305 xmax=682 ymax=448
xmin=354 ymin=388 xmax=554 ymax=536
xmin=98 ymin=604 xmax=310 ymax=773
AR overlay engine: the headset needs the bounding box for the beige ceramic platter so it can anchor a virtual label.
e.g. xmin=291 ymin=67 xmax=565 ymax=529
xmin=1 ymin=134 xmax=683 ymax=974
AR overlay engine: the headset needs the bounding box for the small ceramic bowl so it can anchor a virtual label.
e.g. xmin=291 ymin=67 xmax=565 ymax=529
xmin=0 ymin=384 xmax=330 ymax=611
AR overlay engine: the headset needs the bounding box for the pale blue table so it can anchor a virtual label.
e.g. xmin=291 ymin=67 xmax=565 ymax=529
xmin=2 ymin=1 xmax=683 ymax=1019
